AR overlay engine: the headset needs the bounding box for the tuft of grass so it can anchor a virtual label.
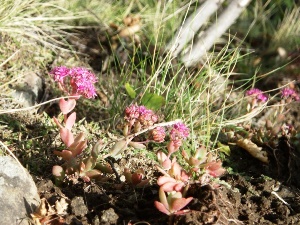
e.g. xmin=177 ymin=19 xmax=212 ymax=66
xmin=271 ymin=6 xmax=300 ymax=49
xmin=0 ymin=0 xmax=88 ymax=51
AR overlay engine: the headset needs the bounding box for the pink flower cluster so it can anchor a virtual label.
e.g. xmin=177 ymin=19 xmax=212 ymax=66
xmin=50 ymin=66 xmax=98 ymax=99
xmin=125 ymin=104 xmax=158 ymax=127
xmin=170 ymin=122 xmax=189 ymax=141
xmin=168 ymin=122 xmax=189 ymax=154
xmin=281 ymin=88 xmax=300 ymax=101
xmin=246 ymin=88 xmax=268 ymax=103
xmin=150 ymin=127 xmax=166 ymax=143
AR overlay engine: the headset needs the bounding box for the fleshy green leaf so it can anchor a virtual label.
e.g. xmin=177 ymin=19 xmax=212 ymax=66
xmin=217 ymin=141 xmax=231 ymax=156
xmin=125 ymin=83 xmax=136 ymax=99
xmin=141 ymin=92 xmax=165 ymax=110
xmin=109 ymin=140 xmax=128 ymax=157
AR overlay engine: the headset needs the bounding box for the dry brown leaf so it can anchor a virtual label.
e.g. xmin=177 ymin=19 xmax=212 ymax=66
xmin=31 ymin=198 xmax=68 ymax=225
xmin=55 ymin=198 xmax=68 ymax=215
xmin=31 ymin=198 xmax=49 ymax=220
xmin=236 ymin=138 xmax=269 ymax=163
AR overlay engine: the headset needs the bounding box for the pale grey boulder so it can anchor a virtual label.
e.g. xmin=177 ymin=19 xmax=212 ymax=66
xmin=0 ymin=156 xmax=40 ymax=225
xmin=10 ymin=72 xmax=46 ymax=108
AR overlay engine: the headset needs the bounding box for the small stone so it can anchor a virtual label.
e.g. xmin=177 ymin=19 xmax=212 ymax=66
xmin=0 ymin=156 xmax=40 ymax=225
xmin=10 ymin=72 xmax=45 ymax=107
xmin=100 ymin=208 xmax=119 ymax=225
xmin=71 ymin=196 xmax=88 ymax=217
xmin=92 ymin=215 xmax=100 ymax=225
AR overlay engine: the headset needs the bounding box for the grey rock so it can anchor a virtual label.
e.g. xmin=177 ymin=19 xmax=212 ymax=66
xmin=71 ymin=196 xmax=88 ymax=217
xmin=10 ymin=72 xmax=46 ymax=108
xmin=100 ymin=208 xmax=119 ymax=225
xmin=0 ymin=156 xmax=40 ymax=225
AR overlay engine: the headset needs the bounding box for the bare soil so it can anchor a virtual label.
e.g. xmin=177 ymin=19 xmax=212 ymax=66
xmin=34 ymin=139 xmax=300 ymax=225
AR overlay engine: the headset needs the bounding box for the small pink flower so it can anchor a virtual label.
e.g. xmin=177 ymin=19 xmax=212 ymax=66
xmin=50 ymin=66 xmax=70 ymax=83
xmin=150 ymin=127 xmax=166 ymax=142
xmin=246 ymin=88 xmax=268 ymax=102
xmin=50 ymin=66 xmax=97 ymax=99
xmin=281 ymin=88 xmax=300 ymax=101
xmin=125 ymin=104 xmax=140 ymax=123
xmin=138 ymin=106 xmax=158 ymax=126
xmin=69 ymin=67 xmax=98 ymax=98
xmin=170 ymin=122 xmax=189 ymax=141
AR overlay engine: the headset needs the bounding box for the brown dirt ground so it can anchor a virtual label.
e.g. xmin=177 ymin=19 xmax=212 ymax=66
xmin=33 ymin=139 xmax=300 ymax=225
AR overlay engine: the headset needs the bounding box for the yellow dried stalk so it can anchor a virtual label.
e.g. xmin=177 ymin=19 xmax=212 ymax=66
xmin=236 ymin=138 xmax=268 ymax=163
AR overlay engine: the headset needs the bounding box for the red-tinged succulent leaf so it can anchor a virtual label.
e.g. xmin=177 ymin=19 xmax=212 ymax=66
xmin=180 ymin=170 xmax=190 ymax=182
xmin=59 ymin=98 xmax=76 ymax=115
xmin=157 ymin=151 xmax=172 ymax=169
xmin=83 ymin=156 xmax=96 ymax=172
xmin=91 ymin=139 xmax=104 ymax=158
xmin=109 ymin=139 xmax=128 ymax=157
xmin=161 ymin=182 xmax=178 ymax=192
xmin=205 ymin=160 xmax=226 ymax=177
xmin=54 ymin=150 xmax=73 ymax=161
xmin=208 ymin=167 xmax=226 ymax=178
xmin=154 ymin=201 xmax=170 ymax=215
xmin=162 ymin=159 xmax=172 ymax=170
xmin=174 ymin=209 xmax=191 ymax=215
xmin=157 ymin=151 xmax=168 ymax=162
xmin=53 ymin=117 xmax=63 ymax=129
xmin=170 ymin=197 xmax=193 ymax=213
xmin=60 ymin=128 xmax=74 ymax=147
xmin=79 ymin=161 xmax=85 ymax=172
xmin=156 ymin=165 xmax=170 ymax=176
xmin=81 ymin=175 xmax=91 ymax=182
xmin=84 ymin=169 xmax=103 ymax=181
xmin=128 ymin=141 xmax=146 ymax=149
xmin=69 ymin=133 xmax=85 ymax=150
xmin=95 ymin=162 xmax=114 ymax=174
xmin=167 ymin=141 xmax=176 ymax=155
xmin=65 ymin=112 xmax=76 ymax=130
xmin=181 ymin=150 xmax=189 ymax=160
xmin=71 ymin=140 xmax=87 ymax=157
xmin=136 ymin=179 xmax=149 ymax=188
xmin=173 ymin=182 xmax=185 ymax=192
xmin=189 ymin=157 xmax=201 ymax=167
xmin=157 ymin=176 xmax=176 ymax=186
xmin=131 ymin=172 xmax=143 ymax=186
xmin=124 ymin=168 xmax=132 ymax=183
xmin=194 ymin=146 xmax=207 ymax=160
xmin=170 ymin=162 xmax=182 ymax=179
xmin=158 ymin=187 xmax=169 ymax=210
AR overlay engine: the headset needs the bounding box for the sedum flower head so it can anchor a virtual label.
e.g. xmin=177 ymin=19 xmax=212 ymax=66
xmin=138 ymin=106 xmax=158 ymax=126
xmin=150 ymin=126 xmax=166 ymax=142
xmin=170 ymin=122 xmax=189 ymax=141
xmin=50 ymin=66 xmax=70 ymax=83
xmin=50 ymin=66 xmax=97 ymax=99
xmin=281 ymin=88 xmax=300 ymax=101
xmin=246 ymin=88 xmax=268 ymax=102
xmin=125 ymin=104 xmax=140 ymax=122
xmin=69 ymin=67 xmax=98 ymax=98
xmin=124 ymin=104 xmax=158 ymax=127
